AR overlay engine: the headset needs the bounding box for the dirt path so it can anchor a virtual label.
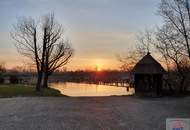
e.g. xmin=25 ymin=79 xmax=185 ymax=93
xmin=0 ymin=96 xmax=189 ymax=130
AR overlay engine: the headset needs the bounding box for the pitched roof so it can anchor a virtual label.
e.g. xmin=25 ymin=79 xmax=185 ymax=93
xmin=132 ymin=52 xmax=166 ymax=74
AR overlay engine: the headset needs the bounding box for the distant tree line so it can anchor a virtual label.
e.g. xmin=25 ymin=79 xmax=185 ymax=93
xmin=50 ymin=70 xmax=130 ymax=84
xmin=0 ymin=68 xmax=130 ymax=85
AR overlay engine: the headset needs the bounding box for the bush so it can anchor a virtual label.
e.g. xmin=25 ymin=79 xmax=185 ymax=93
xmin=0 ymin=77 xmax=4 ymax=83
xmin=10 ymin=75 xmax=19 ymax=84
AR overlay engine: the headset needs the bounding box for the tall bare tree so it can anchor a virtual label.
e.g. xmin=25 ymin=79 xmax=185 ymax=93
xmin=11 ymin=17 xmax=42 ymax=91
xmin=41 ymin=14 xmax=73 ymax=88
xmin=11 ymin=13 xmax=73 ymax=90
xmin=158 ymin=0 xmax=190 ymax=58
xmin=153 ymin=0 xmax=190 ymax=93
xmin=155 ymin=23 xmax=190 ymax=92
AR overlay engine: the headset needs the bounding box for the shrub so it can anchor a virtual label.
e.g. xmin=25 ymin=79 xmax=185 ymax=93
xmin=0 ymin=77 xmax=4 ymax=83
xmin=10 ymin=75 xmax=19 ymax=84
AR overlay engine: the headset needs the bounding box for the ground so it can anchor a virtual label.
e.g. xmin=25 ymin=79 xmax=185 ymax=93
xmin=0 ymin=84 xmax=63 ymax=97
xmin=0 ymin=96 xmax=189 ymax=130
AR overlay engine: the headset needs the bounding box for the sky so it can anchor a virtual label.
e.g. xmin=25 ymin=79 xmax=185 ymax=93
xmin=0 ymin=0 xmax=162 ymax=70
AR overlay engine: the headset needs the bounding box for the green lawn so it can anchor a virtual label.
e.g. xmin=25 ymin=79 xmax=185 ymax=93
xmin=0 ymin=84 xmax=64 ymax=98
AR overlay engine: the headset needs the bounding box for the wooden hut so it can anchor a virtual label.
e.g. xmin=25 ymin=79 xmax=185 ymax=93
xmin=132 ymin=52 xmax=166 ymax=96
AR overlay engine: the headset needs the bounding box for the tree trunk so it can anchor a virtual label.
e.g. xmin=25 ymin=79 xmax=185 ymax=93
xmin=42 ymin=73 xmax=49 ymax=88
xmin=179 ymin=76 xmax=185 ymax=94
xmin=168 ymin=82 xmax=174 ymax=94
xmin=36 ymin=72 xmax=43 ymax=91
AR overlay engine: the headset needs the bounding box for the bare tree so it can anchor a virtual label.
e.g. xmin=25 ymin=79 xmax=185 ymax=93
xmin=153 ymin=0 xmax=190 ymax=93
xmin=11 ymin=17 xmax=42 ymax=91
xmin=42 ymin=14 xmax=73 ymax=88
xmin=155 ymin=24 xmax=190 ymax=93
xmin=118 ymin=29 xmax=154 ymax=72
xmin=136 ymin=29 xmax=154 ymax=56
xmin=11 ymin=13 xmax=73 ymax=90
xmin=158 ymin=0 xmax=190 ymax=58
xmin=117 ymin=52 xmax=140 ymax=72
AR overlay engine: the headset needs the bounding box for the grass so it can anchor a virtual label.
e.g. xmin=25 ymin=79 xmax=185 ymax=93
xmin=0 ymin=84 xmax=64 ymax=98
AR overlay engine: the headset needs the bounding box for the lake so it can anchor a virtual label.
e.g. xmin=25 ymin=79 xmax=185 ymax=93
xmin=50 ymin=82 xmax=135 ymax=97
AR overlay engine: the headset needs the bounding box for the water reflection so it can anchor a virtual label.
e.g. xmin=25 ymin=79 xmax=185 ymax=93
xmin=50 ymin=82 xmax=135 ymax=97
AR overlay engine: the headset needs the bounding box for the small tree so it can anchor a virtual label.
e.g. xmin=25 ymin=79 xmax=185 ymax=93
xmin=0 ymin=63 xmax=6 ymax=73
xmin=136 ymin=29 xmax=154 ymax=56
xmin=0 ymin=63 xmax=6 ymax=83
xmin=118 ymin=29 xmax=154 ymax=72
xmin=117 ymin=52 xmax=140 ymax=72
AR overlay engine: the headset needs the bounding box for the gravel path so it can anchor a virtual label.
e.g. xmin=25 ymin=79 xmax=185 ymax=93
xmin=0 ymin=96 xmax=189 ymax=130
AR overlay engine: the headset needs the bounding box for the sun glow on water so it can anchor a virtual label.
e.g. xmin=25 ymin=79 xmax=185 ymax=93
xmin=51 ymin=83 xmax=135 ymax=97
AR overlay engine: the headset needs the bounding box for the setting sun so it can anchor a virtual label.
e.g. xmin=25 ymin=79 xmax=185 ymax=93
xmin=96 ymin=64 xmax=102 ymax=71
xmin=97 ymin=67 xmax=102 ymax=72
